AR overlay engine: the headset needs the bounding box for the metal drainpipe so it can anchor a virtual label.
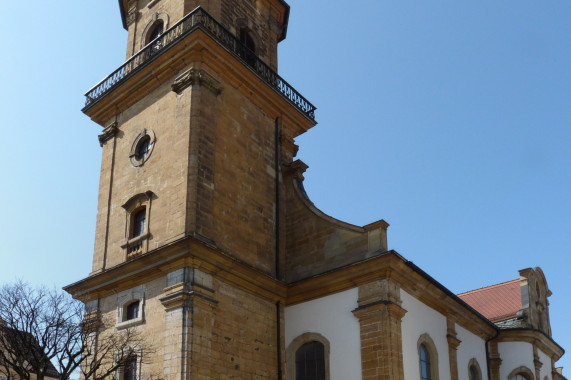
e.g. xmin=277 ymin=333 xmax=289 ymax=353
xmin=275 ymin=117 xmax=283 ymax=379
xmin=277 ymin=301 xmax=282 ymax=380
xmin=274 ymin=117 xmax=281 ymax=279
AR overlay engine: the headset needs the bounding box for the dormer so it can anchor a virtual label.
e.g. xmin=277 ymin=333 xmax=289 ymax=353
xmin=118 ymin=0 xmax=290 ymax=71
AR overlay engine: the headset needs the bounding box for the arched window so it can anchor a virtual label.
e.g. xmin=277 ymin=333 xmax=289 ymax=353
xmin=468 ymin=358 xmax=482 ymax=380
xmin=420 ymin=344 xmax=431 ymax=380
xmin=123 ymin=355 xmax=138 ymax=380
xmin=508 ymin=366 xmax=535 ymax=380
xmin=122 ymin=191 xmax=155 ymax=258
xmin=469 ymin=366 xmax=478 ymax=380
xmin=239 ymin=29 xmax=257 ymax=67
xmin=131 ymin=207 xmax=146 ymax=238
xmin=417 ymin=334 xmax=439 ymax=380
xmin=148 ymin=20 xmax=163 ymax=42
xmin=240 ymin=29 xmax=256 ymax=52
xmin=286 ymin=332 xmax=330 ymax=380
xmin=140 ymin=13 xmax=169 ymax=50
xmin=125 ymin=300 xmax=140 ymax=321
xmin=295 ymin=341 xmax=325 ymax=380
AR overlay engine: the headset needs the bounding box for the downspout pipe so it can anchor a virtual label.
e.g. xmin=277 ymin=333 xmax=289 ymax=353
xmin=274 ymin=117 xmax=283 ymax=379
xmin=274 ymin=117 xmax=281 ymax=280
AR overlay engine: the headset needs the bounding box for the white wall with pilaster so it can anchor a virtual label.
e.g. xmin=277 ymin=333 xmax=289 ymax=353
xmin=498 ymin=341 xmax=534 ymax=379
xmin=456 ymin=323 xmax=488 ymax=380
xmin=401 ymin=289 xmax=451 ymax=380
xmin=284 ymin=288 xmax=361 ymax=380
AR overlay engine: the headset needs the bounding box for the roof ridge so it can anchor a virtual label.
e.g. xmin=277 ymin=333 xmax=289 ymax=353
xmin=457 ymin=278 xmax=519 ymax=296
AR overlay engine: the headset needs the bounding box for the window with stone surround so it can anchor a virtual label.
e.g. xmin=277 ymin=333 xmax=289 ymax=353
xmin=116 ymin=287 xmax=145 ymax=329
xmin=417 ymin=334 xmax=439 ymax=380
xmin=129 ymin=129 xmax=155 ymax=167
xmin=468 ymin=358 xmax=482 ymax=380
xmin=121 ymin=192 xmax=154 ymax=259
xmin=140 ymin=12 xmax=169 ymax=51
xmin=508 ymin=366 xmax=535 ymax=380
xmin=286 ymin=332 xmax=330 ymax=380
xmin=116 ymin=350 xmax=142 ymax=380
xmin=123 ymin=355 xmax=138 ymax=380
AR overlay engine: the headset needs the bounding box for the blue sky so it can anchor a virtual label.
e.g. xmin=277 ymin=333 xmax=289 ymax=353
xmin=1 ymin=0 xmax=569 ymax=372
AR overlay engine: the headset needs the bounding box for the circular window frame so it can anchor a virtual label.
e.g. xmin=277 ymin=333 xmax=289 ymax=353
xmin=130 ymin=129 xmax=156 ymax=167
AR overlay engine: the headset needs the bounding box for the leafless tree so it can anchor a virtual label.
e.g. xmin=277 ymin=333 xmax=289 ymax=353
xmin=0 ymin=281 xmax=151 ymax=380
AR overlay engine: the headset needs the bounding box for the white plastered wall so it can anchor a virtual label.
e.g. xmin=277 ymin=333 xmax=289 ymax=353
xmin=498 ymin=341 xmax=534 ymax=379
xmin=538 ymin=348 xmax=552 ymax=380
xmin=284 ymin=288 xmax=361 ymax=380
xmin=456 ymin=323 xmax=488 ymax=380
xmin=401 ymin=289 xmax=451 ymax=380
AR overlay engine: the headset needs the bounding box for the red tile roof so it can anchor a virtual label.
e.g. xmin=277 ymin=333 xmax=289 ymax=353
xmin=457 ymin=279 xmax=522 ymax=322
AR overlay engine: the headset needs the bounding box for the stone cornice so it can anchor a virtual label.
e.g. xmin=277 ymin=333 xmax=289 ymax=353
xmin=286 ymin=251 xmax=497 ymax=340
xmin=64 ymin=234 xmax=287 ymax=303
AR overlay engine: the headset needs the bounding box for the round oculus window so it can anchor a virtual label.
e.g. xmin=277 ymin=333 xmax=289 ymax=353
xmin=130 ymin=129 xmax=155 ymax=167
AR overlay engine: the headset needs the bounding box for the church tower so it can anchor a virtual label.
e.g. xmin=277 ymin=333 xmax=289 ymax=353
xmin=66 ymin=0 xmax=318 ymax=378
xmin=66 ymin=1 xmax=391 ymax=378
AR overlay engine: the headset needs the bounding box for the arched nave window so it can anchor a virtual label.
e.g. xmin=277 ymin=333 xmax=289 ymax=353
xmin=286 ymin=332 xmax=330 ymax=380
xmin=417 ymin=333 xmax=439 ymax=380
xmin=468 ymin=358 xmax=482 ymax=380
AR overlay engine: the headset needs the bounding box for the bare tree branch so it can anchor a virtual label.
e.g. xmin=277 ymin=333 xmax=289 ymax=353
xmin=0 ymin=281 xmax=155 ymax=380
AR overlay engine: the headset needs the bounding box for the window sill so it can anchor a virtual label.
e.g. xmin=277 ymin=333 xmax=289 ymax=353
xmin=116 ymin=316 xmax=144 ymax=330
xmin=121 ymin=233 xmax=150 ymax=259
xmin=121 ymin=233 xmax=150 ymax=248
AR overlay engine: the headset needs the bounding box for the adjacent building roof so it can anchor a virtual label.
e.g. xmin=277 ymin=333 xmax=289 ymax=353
xmin=0 ymin=326 xmax=61 ymax=379
xmin=457 ymin=279 xmax=522 ymax=323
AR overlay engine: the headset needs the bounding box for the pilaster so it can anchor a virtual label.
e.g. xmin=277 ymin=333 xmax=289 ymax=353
xmin=446 ymin=318 xmax=462 ymax=380
xmin=352 ymin=278 xmax=407 ymax=380
xmin=533 ymin=346 xmax=543 ymax=380
xmin=488 ymin=341 xmax=502 ymax=380
xmin=160 ymin=268 xmax=217 ymax=380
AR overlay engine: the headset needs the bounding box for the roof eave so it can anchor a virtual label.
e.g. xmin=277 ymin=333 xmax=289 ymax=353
xmin=277 ymin=0 xmax=290 ymax=42
xmin=119 ymin=0 xmax=127 ymax=30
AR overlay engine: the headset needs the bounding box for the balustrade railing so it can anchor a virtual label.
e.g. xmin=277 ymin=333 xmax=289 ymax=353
xmin=84 ymin=7 xmax=316 ymax=120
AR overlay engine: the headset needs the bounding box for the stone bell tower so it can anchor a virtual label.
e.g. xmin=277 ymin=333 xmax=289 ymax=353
xmin=86 ymin=0 xmax=315 ymax=277
xmin=66 ymin=0 xmax=317 ymax=378
xmin=65 ymin=0 xmax=392 ymax=378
